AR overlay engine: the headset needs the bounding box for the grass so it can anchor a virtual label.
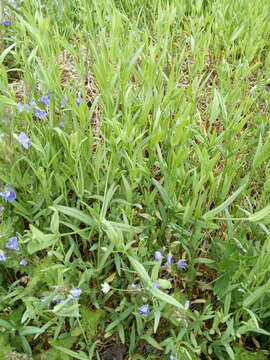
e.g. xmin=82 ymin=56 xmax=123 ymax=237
xmin=0 ymin=0 xmax=270 ymax=359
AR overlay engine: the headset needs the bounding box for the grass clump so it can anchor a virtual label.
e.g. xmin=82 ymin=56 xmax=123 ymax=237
xmin=0 ymin=0 xmax=270 ymax=359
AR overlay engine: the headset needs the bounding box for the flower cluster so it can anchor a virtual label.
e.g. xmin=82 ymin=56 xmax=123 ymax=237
xmin=154 ymin=250 xmax=188 ymax=270
xmin=40 ymin=287 xmax=82 ymax=307
xmin=0 ymin=186 xmax=16 ymax=202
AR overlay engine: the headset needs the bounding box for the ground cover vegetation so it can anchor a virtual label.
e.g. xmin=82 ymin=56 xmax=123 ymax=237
xmin=0 ymin=0 xmax=270 ymax=359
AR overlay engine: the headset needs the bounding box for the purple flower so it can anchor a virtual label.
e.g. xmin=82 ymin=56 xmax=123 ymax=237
xmin=40 ymin=93 xmax=51 ymax=106
xmin=138 ymin=304 xmax=149 ymax=317
xmin=154 ymin=251 xmax=163 ymax=261
xmin=35 ymin=108 xmax=47 ymax=119
xmin=59 ymin=122 xmax=65 ymax=128
xmin=20 ymin=259 xmax=28 ymax=266
xmin=54 ymin=298 xmax=64 ymax=305
xmin=131 ymin=283 xmax=140 ymax=289
xmin=5 ymin=236 xmax=19 ymax=251
xmin=17 ymin=132 xmax=31 ymax=149
xmin=61 ymin=94 xmax=68 ymax=108
xmin=0 ymin=186 xmax=16 ymax=202
xmin=25 ymin=104 xmax=31 ymax=112
xmin=151 ymin=282 xmax=160 ymax=288
xmin=0 ymin=251 xmax=6 ymax=261
xmin=2 ymin=20 xmax=11 ymax=26
xmin=70 ymin=287 xmax=82 ymax=299
xmin=76 ymin=93 xmax=83 ymax=106
xmin=178 ymin=259 xmax=187 ymax=269
xmin=17 ymin=102 xmax=24 ymax=113
xmin=163 ymin=252 xmax=173 ymax=267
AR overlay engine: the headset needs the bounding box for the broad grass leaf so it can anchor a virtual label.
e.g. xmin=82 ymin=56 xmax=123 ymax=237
xmin=128 ymin=256 xmax=151 ymax=283
xmin=149 ymin=286 xmax=184 ymax=310
xmin=140 ymin=335 xmax=163 ymax=350
xmin=203 ymin=182 xmax=247 ymax=219
xmin=54 ymin=346 xmax=89 ymax=360
xmin=247 ymin=205 xmax=270 ymax=223
xmin=53 ymin=205 xmax=95 ymax=226
xmin=253 ymin=134 xmax=270 ymax=169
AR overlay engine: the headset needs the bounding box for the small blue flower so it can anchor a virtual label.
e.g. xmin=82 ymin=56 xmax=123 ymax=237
xmin=59 ymin=122 xmax=65 ymax=128
xmin=70 ymin=287 xmax=82 ymax=299
xmin=154 ymin=251 xmax=163 ymax=261
xmin=20 ymin=259 xmax=28 ymax=266
xmin=40 ymin=93 xmax=51 ymax=106
xmin=76 ymin=93 xmax=83 ymax=106
xmin=0 ymin=250 xmax=6 ymax=261
xmin=17 ymin=132 xmax=31 ymax=149
xmin=151 ymin=282 xmax=160 ymax=288
xmin=178 ymin=259 xmax=187 ymax=269
xmin=0 ymin=186 xmax=16 ymax=202
xmin=2 ymin=20 xmax=11 ymax=26
xmin=61 ymin=94 xmax=69 ymax=108
xmin=163 ymin=252 xmax=173 ymax=267
xmin=25 ymin=104 xmax=31 ymax=112
xmin=184 ymin=300 xmax=190 ymax=310
xmin=5 ymin=236 xmax=19 ymax=251
xmin=54 ymin=298 xmax=64 ymax=305
xmin=35 ymin=108 xmax=47 ymax=119
xmin=131 ymin=283 xmax=140 ymax=289
xmin=17 ymin=102 xmax=24 ymax=113
xmin=138 ymin=304 xmax=149 ymax=317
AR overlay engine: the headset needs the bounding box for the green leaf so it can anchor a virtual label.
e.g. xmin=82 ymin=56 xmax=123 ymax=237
xmin=128 ymin=256 xmax=151 ymax=283
xmin=247 ymin=205 xmax=270 ymax=223
xmin=20 ymin=326 xmax=43 ymax=336
xmin=253 ymin=133 xmax=270 ymax=169
xmin=149 ymin=286 xmax=184 ymax=310
xmin=53 ymin=205 xmax=95 ymax=226
xmin=54 ymin=346 xmax=88 ymax=360
xmin=0 ymin=319 xmax=14 ymax=330
xmin=27 ymin=225 xmax=57 ymax=254
xmin=203 ymin=182 xmax=247 ymax=219
xmin=140 ymin=335 xmax=163 ymax=350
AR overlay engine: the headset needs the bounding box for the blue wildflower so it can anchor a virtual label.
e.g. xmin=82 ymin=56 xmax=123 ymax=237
xmin=178 ymin=259 xmax=187 ymax=269
xmin=20 ymin=259 xmax=28 ymax=266
xmin=154 ymin=250 xmax=163 ymax=261
xmin=35 ymin=108 xmax=47 ymax=119
xmin=54 ymin=298 xmax=64 ymax=305
xmin=25 ymin=104 xmax=30 ymax=112
xmin=70 ymin=287 xmax=82 ymax=300
xmin=138 ymin=304 xmax=149 ymax=317
xmin=17 ymin=132 xmax=31 ymax=149
xmin=0 ymin=250 xmax=6 ymax=261
xmin=0 ymin=186 xmax=16 ymax=202
xmin=40 ymin=93 xmax=51 ymax=106
xmin=59 ymin=122 xmax=65 ymax=128
xmin=76 ymin=93 xmax=83 ymax=106
xmin=151 ymin=282 xmax=160 ymax=288
xmin=163 ymin=252 xmax=173 ymax=267
xmin=131 ymin=283 xmax=140 ymax=289
xmin=5 ymin=236 xmax=19 ymax=251
xmin=61 ymin=94 xmax=68 ymax=108
xmin=184 ymin=300 xmax=190 ymax=310
xmin=2 ymin=20 xmax=11 ymax=26
xmin=17 ymin=102 xmax=24 ymax=113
